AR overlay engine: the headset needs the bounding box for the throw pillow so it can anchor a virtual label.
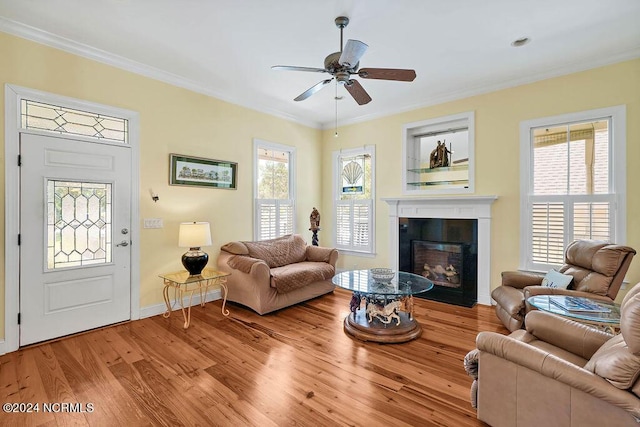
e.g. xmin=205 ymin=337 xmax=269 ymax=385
xmin=541 ymin=269 xmax=573 ymax=290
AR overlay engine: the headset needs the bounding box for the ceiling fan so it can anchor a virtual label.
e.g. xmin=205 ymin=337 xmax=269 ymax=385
xmin=272 ymin=16 xmax=416 ymax=105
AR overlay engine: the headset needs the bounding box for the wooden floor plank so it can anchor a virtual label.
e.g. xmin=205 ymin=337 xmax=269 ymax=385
xmin=0 ymin=289 xmax=506 ymax=426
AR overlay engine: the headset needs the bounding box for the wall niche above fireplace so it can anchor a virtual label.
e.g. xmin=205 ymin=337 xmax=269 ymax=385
xmin=400 ymin=218 xmax=478 ymax=307
xmin=402 ymin=111 xmax=475 ymax=195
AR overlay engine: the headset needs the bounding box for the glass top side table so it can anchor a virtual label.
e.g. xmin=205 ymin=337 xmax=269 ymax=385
xmin=527 ymin=295 xmax=620 ymax=334
xmin=159 ymin=268 xmax=230 ymax=329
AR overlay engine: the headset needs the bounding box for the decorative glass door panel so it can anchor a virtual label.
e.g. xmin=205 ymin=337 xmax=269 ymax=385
xmin=47 ymin=180 xmax=112 ymax=269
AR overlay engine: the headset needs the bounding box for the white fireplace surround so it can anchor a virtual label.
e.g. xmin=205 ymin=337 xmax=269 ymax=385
xmin=383 ymin=196 xmax=498 ymax=305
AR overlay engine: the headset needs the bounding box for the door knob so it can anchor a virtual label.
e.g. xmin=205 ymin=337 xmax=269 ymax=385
xmin=121 ymin=228 xmax=129 ymax=234
xmin=116 ymin=240 xmax=129 ymax=247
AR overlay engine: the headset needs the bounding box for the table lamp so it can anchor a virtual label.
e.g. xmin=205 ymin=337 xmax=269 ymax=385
xmin=178 ymin=222 xmax=212 ymax=276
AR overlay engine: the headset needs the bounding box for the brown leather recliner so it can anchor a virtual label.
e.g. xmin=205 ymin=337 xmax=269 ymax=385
xmin=492 ymin=240 xmax=636 ymax=331
xmin=474 ymin=283 xmax=640 ymax=427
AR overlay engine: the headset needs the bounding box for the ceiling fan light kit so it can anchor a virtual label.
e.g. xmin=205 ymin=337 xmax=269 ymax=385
xmin=272 ymin=16 xmax=416 ymax=106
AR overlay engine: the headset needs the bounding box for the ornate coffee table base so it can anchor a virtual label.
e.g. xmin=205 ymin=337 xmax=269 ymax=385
xmin=343 ymin=309 xmax=422 ymax=343
xmin=333 ymin=270 xmax=433 ymax=344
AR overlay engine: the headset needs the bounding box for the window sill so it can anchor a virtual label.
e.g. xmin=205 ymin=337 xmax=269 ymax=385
xmin=336 ymin=250 xmax=377 ymax=258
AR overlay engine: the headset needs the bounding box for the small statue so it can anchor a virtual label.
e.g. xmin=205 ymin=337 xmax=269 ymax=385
xmin=429 ymin=140 xmax=451 ymax=168
xmin=429 ymin=142 xmax=441 ymax=168
xmin=309 ymin=207 xmax=321 ymax=246
xmin=438 ymin=140 xmax=451 ymax=167
xmin=309 ymin=207 xmax=321 ymax=230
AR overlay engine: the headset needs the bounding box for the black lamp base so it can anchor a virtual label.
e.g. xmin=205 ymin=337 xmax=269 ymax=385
xmin=182 ymin=249 xmax=208 ymax=276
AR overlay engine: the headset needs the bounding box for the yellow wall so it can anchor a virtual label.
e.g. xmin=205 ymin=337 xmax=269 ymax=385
xmin=0 ymin=33 xmax=322 ymax=339
xmin=321 ymin=58 xmax=640 ymax=303
xmin=1 ymin=31 xmax=639 ymax=343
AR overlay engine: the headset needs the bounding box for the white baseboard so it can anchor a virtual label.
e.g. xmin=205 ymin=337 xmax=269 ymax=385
xmin=0 ymin=291 xmax=223 ymax=356
xmin=139 ymin=289 xmax=223 ymax=319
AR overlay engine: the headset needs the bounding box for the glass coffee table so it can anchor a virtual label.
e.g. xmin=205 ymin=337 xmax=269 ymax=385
xmin=332 ymin=270 xmax=433 ymax=343
xmin=527 ymin=295 xmax=621 ymax=334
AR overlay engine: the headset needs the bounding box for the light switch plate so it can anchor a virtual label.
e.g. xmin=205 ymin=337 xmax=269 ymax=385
xmin=143 ymin=218 xmax=163 ymax=229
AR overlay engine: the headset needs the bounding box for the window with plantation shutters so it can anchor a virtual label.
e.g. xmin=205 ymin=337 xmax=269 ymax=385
xmin=520 ymin=106 xmax=626 ymax=271
xmin=333 ymin=146 xmax=375 ymax=254
xmin=254 ymin=140 xmax=295 ymax=241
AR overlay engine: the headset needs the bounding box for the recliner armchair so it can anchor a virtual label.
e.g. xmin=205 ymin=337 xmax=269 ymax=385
xmin=474 ymin=283 xmax=640 ymax=426
xmin=492 ymin=240 xmax=635 ymax=331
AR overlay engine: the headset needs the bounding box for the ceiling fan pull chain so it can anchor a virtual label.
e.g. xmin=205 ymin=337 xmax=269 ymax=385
xmin=335 ymin=81 xmax=339 ymax=137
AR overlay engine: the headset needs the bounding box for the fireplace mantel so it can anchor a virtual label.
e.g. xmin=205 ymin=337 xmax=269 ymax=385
xmin=383 ymin=196 xmax=498 ymax=305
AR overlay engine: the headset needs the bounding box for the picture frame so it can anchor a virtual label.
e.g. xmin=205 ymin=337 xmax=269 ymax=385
xmin=169 ymin=154 xmax=237 ymax=189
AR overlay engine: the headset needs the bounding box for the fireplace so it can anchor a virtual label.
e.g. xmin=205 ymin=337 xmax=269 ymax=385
xmin=400 ymin=218 xmax=477 ymax=306
xmin=383 ymin=196 xmax=497 ymax=306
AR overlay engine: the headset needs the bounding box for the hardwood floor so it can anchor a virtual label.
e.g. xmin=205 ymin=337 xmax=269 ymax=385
xmin=0 ymin=289 xmax=508 ymax=426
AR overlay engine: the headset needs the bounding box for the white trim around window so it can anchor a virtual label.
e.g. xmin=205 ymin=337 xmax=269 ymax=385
xmin=333 ymin=145 xmax=375 ymax=255
xmin=519 ymin=105 xmax=626 ymax=272
xmin=253 ymin=139 xmax=296 ymax=241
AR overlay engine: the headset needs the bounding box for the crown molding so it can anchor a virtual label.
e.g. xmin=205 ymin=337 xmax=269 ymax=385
xmin=0 ymin=17 xmax=321 ymax=129
xmin=2 ymin=17 xmax=638 ymax=131
xmin=322 ymin=46 xmax=640 ymax=129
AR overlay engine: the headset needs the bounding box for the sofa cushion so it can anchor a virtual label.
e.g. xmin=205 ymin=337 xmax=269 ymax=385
xmin=243 ymin=234 xmax=307 ymax=268
xmin=220 ymin=241 xmax=249 ymax=255
xmin=584 ymin=334 xmax=640 ymax=389
xmin=226 ymin=255 xmax=263 ymax=273
xmin=559 ymin=241 xmax=633 ymax=296
xmin=270 ymin=262 xmax=335 ymax=293
xmin=579 ymin=286 xmax=640 ymax=390
xmin=621 ymin=293 xmax=640 ymax=354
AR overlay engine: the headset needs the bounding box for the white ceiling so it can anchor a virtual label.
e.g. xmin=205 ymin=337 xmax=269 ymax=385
xmin=1 ymin=0 xmax=639 ymax=128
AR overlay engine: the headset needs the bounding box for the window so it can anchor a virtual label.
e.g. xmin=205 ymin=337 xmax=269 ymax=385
xmin=333 ymin=146 xmax=375 ymax=254
xmin=520 ymin=106 xmax=626 ymax=271
xmin=254 ymin=140 xmax=295 ymax=240
xmin=21 ymin=99 xmax=128 ymax=143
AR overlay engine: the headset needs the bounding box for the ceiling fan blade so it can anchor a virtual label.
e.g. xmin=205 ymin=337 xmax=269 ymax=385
xmin=344 ymin=80 xmax=372 ymax=105
xmin=358 ymin=68 xmax=416 ymax=81
xmin=272 ymin=65 xmax=328 ymax=73
xmin=294 ymin=79 xmax=333 ymax=101
xmin=338 ymin=39 xmax=368 ymax=68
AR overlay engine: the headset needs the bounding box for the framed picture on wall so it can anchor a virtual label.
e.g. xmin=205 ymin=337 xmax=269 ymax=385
xmin=169 ymin=154 xmax=237 ymax=189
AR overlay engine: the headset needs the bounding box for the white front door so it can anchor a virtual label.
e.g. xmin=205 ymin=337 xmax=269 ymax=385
xmin=19 ymin=132 xmax=132 ymax=345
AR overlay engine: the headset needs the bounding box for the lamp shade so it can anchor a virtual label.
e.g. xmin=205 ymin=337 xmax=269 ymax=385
xmin=178 ymin=222 xmax=212 ymax=248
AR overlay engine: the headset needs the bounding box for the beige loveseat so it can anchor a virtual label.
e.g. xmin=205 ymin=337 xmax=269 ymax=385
xmin=217 ymin=234 xmax=338 ymax=314
xmin=471 ymin=283 xmax=640 ymax=427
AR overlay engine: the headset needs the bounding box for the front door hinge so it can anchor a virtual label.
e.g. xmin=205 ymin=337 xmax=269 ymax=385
xmin=17 ymin=154 xmax=21 ymax=166
xmin=17 ymin=313 xmax=21 ymax=325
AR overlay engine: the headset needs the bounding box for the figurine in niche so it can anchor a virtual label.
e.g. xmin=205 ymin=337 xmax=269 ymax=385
xmin=429 ymin=142 xmax=441 ymax=168
xmin=429 ymin=140 xmax=451 ymax=168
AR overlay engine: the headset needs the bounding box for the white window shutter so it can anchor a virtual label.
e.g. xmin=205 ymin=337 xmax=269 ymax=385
xmin=257 ymin=200 xmax=276 ymax=241
xmin=573 ymin=202 xmax=610 ymax=241
xmin=335 ymin=200 xmax=372 ymax=252
xmin=278 ymin=200 xmax=294 ymax=236
xmin=256 ymin=199 xmax=294 ymax=241
xmin=531 ymin=202 xmax=565 ymax=265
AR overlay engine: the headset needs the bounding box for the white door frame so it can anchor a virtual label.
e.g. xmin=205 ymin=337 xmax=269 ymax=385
xmin=2 ymin=84 xmax=141 ymax=354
